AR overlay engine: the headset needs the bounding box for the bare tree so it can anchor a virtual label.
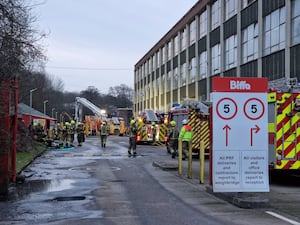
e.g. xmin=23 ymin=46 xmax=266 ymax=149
xmin=0 ymin=0 xmax=46 ymax=79
xmin=108 ymin=84 xmax=133 ymax=103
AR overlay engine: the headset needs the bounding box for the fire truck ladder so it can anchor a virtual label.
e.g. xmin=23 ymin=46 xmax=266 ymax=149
xmin=74 ymin=97 xmax=107 ymax=122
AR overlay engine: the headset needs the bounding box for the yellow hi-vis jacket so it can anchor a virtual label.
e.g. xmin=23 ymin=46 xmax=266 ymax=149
xmin=179 ymin=125 xmax=193 ymax=141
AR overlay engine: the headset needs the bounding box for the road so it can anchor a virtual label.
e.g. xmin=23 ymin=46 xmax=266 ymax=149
xmin=0 ymin=135 xmax=299 ymax=225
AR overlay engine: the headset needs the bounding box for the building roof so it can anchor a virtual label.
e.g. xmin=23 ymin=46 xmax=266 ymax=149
xmin=18 ymin=103 xmax=53 ymax=119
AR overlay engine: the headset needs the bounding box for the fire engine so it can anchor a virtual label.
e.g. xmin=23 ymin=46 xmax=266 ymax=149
xmin=166 ymin=100 xmax=211 ymax=156
xmin=136 ymin=109 xmax=167 ymax=144
xmin=268 ymin=78 xmax=300 ymax=171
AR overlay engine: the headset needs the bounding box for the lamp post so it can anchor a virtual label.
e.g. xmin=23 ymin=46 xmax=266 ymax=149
xmin=55 ymin=112 xmax=58 ymax=121
xmin=52 ymin=108 xmax=55 ymax=118
xmin=29 ymin=88 xmax=37 ymax=125
xmin=43 ymin=100 xmax=48 ymax=115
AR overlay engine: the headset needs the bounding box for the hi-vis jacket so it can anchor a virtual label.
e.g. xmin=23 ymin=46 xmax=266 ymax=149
xmin=179 ymin=125 xmax=193 ymax=141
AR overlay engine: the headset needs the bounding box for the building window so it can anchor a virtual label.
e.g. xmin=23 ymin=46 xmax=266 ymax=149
xmin=156 ymin=51 xmax=160 ymax=67
xmin=181 ymin=63 xmax=187 ymax=86
xmin=263 ymin=7 xmax=286 ymax=56
xmin=225 ymin=0 xmax=237 ymax=20
xmin=152 ymin=55 xmax=156 ymax=70
xmin=225 ymin=35 xmax=237 ymax=70
xmin=242 ymin=23 xmax=258 ymax=63
xmin=199 ymin=10 xmax=207 ymax=39
xmin=174 ymin=35 xmax=179 ymax=55
xmin=199 ymin=51 xmax=207 ymax=79
xmin=242 ymin=0 xmax=255 ymax=9
xmin=162 ymin=46 xmax=166 ymax=64
xmin=189 ymin=58 xmax=196 ymax=83
xmin=292 ymin=0 xmax=300 ymax=45
xmin=211 ymin=0 xmax=221 ymax=30
xmin=174 ymin=67 xmax=178 ymax=90
xmin=168 ymin=41 xmax=172 ymax=60
xmin=152 ymin=80 xmax=155 ymax=96
xmin=181 ymin=28 xmax=187 ymax=50
xmin=211 ymin=44 xmax=220 ymax=75
xmin=190 ymin=20 xmax=196 ymax=45
xmin=156 ymin=76 xmax=160 ymax=93
xmin=162 ymin=74 xmax=166 ymax=91
xmin=149 ymin=58 xmax=152 ymax=73
xmin=167 ymin=71 xmax=171 ymax=91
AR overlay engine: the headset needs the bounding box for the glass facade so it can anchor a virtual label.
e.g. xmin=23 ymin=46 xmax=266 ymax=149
xmin=190 ymin=20 xmax=196 ymax=45
xmin=225 ymin=0 xmax=237 ymax=20
xmin=190 ymin=58 xmax=196 ymax=83
xmin=199 ymin=10 xmax=207 ymax=39
xmin=225 ymin=35 xmax=237 ymax=70
xmin=199 ymin=51 xmax=207 ymax=79
xmin=134 ymin=0 xmax=299 ymax=114
xmin=211 ymin=0 xmax=221 ymax=30
xmin=292 ymin=0 xmax=300 ymax=45
xmin=211 ymin=44 xmax=221 ymax=75
xmin=263 ymin=7 xmax=286 ymax=55
xmin=242 ymin=23 xmax=258 ymax=63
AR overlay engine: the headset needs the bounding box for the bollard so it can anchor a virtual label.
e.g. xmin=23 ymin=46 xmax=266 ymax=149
xmin=187 ymin=140 xmax=192 ymax=179
xmin=178 ymin=139 xmax=182 ymax=175
xmin=200 ymin=141 xmax=204 ymax=184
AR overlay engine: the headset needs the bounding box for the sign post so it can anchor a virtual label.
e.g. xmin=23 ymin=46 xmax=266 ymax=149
xmin=211 ymin=77 xmax=269 ymax=192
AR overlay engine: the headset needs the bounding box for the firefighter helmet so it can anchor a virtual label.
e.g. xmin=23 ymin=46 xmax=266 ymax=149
xmin=182 ymin=119 xmax=188 ymax=125
xmin=71 ymin=120 xmax=75 ymax=124
xmin=130 ymin=119 xmax=136 ymax=125
xmin=170 ymin=120 xmax=176 ymax=127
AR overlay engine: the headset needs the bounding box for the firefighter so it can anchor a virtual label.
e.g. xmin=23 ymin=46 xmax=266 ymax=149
xmin=64 ymin=122 xmax=72 ymax=147
xmin=179 ymin=119 xmax=193 ymax=160
xmin=100 ymin=121 xmax=109 ymax=148
xmin=52 ymin=124 xmax=60 ymax=141
xmin=168 ymin=120 xmax=179 ymax=159
xmin=151 ymin=121 xmax=156 ymax=145
xmin=70 ymin=120 xmax=76 ymax=145
xmin=128 ymin=119 xmax=137 ymax=157
xmin=76 ymin=122 xmax=85 ymax=146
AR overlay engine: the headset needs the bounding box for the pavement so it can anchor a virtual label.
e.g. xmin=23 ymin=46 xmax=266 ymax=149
xmin=152 ymin=153 xmax=270 ymax=209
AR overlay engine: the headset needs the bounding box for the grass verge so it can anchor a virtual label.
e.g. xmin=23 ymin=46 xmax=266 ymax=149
xmin=16 ymin=142 xmax=46 ymax=173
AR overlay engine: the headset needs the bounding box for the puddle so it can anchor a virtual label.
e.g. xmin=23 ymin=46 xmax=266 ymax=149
xmin=6 ymin=179 xmax=76 ymax=201
xmin=45 ymin=179 xmax=75 ymax=192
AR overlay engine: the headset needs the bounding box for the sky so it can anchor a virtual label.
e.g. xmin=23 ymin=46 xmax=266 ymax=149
xmin=34 ymin=0 xmax=198 ymax=94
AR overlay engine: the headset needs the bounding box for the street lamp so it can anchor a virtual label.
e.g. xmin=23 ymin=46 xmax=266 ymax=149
xmin=43 ymin=100 xmax=48 ymax=115
xmin=52 ymin=108 xmax=55 ymax=118
xmin=29 ymin=88 xmax=37 ymax=124
xmin=55 ymin=112 xmax=58 ymax=121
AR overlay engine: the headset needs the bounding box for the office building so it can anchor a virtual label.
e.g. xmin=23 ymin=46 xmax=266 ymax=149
xmin=134 ymin=0 xmax=300 ymax=114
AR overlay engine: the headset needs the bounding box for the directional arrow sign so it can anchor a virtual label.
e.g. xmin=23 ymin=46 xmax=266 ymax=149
xmin=250 ymin=125 xmax=260 ymax=146
xmin=222 ymin=125 xmax=231 ymax=146
xmin=212 ymin=77 xmax=269 ymax=193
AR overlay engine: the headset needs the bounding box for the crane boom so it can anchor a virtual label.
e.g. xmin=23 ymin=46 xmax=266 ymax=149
xmin=74 ymin=97 xmax=107 ymax=122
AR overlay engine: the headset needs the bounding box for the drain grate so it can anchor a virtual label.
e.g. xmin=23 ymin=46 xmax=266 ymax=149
xmin=52 ymin=196 xmax=86 ymax=201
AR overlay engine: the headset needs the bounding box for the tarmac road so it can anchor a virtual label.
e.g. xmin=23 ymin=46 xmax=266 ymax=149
xmin=0 ymin=135 xmax=299 ymax=225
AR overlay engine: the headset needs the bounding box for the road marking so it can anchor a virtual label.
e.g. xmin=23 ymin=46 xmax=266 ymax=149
xmin=265 ymin=211 xmax=300 ymax=225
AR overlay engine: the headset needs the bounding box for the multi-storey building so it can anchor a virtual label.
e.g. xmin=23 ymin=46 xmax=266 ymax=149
xmin=134 ymin=0 xmax=300 ymax=115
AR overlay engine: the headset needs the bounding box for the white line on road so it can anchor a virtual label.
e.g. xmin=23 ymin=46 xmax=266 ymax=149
xmin=265 ymin=211 xmax=300 ymax=225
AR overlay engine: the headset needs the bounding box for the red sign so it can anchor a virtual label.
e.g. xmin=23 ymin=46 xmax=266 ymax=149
xmin=212 ymin=77 xmax=268 ymax=93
